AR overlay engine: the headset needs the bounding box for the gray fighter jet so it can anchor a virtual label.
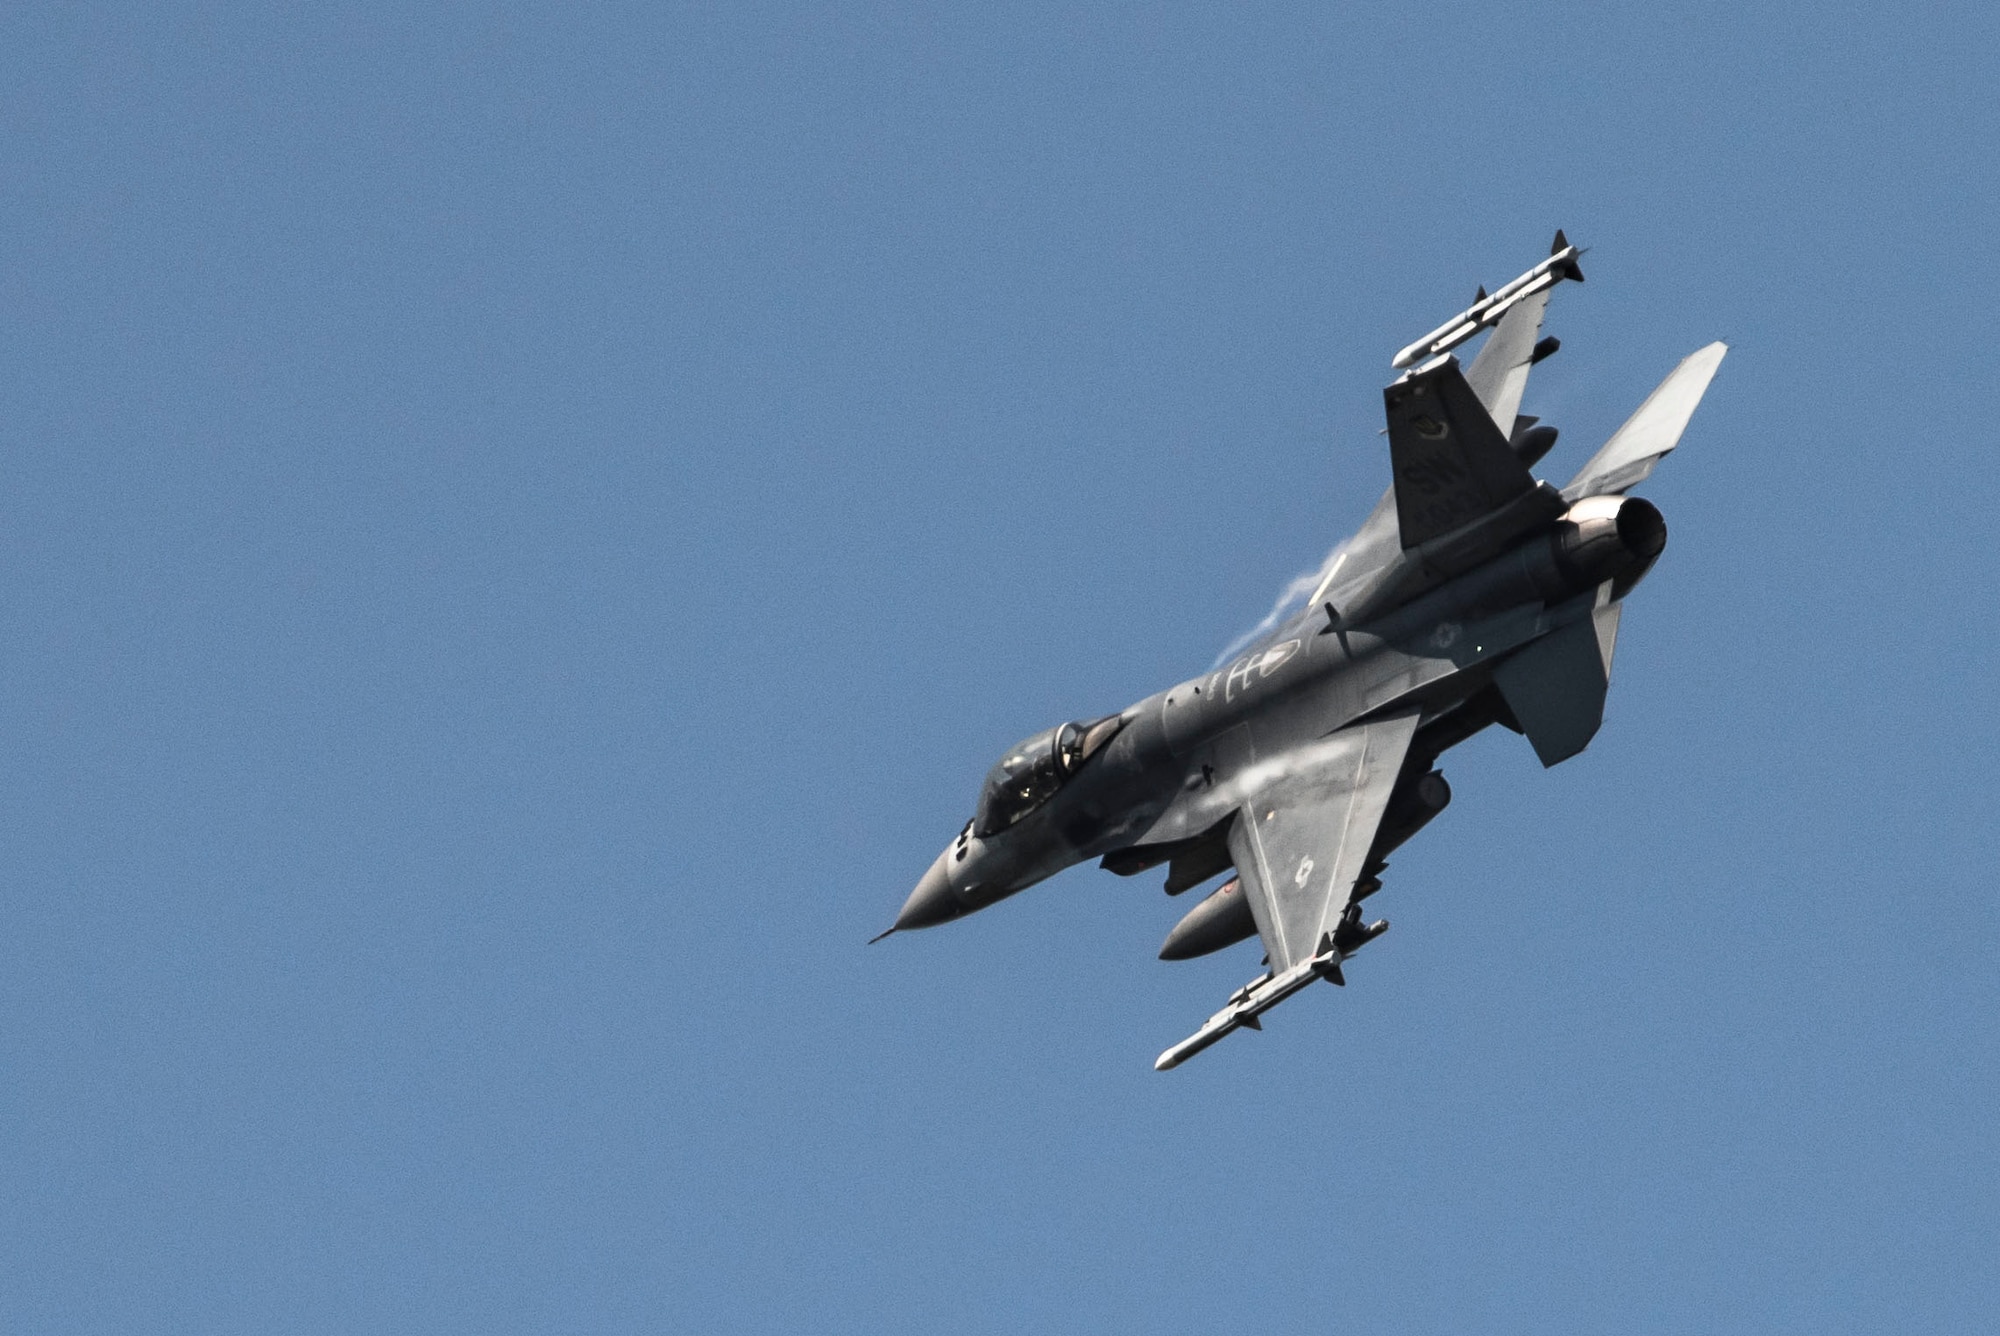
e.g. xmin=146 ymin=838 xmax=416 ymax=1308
xmin=882 ymin=234 xmax=1725 ymax=1070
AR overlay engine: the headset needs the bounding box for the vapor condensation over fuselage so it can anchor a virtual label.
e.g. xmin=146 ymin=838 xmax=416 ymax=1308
xmin=882 ymin=235 xmax=1724 ymax=1070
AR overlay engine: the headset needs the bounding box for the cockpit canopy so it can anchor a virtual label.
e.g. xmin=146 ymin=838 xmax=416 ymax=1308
xmin=974 ymin=714 xmax=1126 ymax=837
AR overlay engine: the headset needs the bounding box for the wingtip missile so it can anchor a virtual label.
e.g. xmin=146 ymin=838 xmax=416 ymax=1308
xmin=1553 ymin=229 xmax=1587 ymax=280
xmin=1391 ymin=237 xmax=1586 ymax=369
xmin=1154 ymin=1013 xmax=1241 ymax=1070
xmin=1154 ymin=924 xmax=1390 ymax=1068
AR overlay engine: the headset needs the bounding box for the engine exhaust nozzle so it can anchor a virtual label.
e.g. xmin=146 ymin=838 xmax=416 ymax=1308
xmin=1552 ymin=494 xmax=1666 ymax=590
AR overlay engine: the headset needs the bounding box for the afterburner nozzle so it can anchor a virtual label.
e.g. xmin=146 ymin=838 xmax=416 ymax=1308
xmin=1551 ymin=494 xmax=1666 ymax=589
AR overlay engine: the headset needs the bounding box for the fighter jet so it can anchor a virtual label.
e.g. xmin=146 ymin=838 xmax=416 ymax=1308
xmin=881 ymin=234 xmax=1725 ymax=1070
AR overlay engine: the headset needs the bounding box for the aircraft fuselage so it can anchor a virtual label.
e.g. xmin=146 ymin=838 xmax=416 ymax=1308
xmin=896 ymin=490 xmax=1663 ymax=934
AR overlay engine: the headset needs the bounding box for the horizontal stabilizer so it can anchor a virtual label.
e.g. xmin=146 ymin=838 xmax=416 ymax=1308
xmin=1491 ymin=605 xmax=1622 ymax=767
xmin=1565 ymin=342 xmax=1727 ymax=499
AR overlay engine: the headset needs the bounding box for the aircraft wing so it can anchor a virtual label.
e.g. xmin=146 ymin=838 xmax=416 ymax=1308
xmin=1463 ymin=287 xmax=1551 ymax=434
xmin=1156 ymin=713 xmax=1418 ymax=1069
xmin=1230 ymin=714 xmax=1418 ymax=971
xmin=1564 ymin=342 xmax=1727 ymax=499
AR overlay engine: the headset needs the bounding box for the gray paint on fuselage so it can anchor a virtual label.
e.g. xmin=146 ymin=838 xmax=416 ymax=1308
xmin=938 ymin=524 xmax=1612 ymax=921
xmin=886 ymin=245 xmax=1727 ymax=1070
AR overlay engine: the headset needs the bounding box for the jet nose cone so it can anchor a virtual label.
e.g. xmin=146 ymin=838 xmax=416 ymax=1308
xmin=894 ymin=848 xmax=961 ymax=931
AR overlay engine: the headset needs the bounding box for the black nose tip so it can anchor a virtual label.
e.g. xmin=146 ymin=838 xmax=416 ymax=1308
xmin=894 ymin=849 xmax=959 ymax=930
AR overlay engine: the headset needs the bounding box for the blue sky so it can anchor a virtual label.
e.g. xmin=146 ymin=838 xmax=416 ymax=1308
xmin=2 ymin=3 xmax=1996 ymax=1332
